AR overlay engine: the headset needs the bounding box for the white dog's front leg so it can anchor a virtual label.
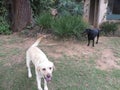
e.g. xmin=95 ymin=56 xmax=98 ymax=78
xmin=44 ymin=79 xmax=48 ymax=90
xmin=36 ymin=71 xmax=43 ymax=90
xmin=28 ymin=68 xmax=32 ymax=78
xmin=26 ymin=54 xmax=32 ymax=78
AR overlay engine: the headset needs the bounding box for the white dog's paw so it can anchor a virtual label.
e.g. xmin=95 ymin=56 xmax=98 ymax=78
xmin=28 ymin=73 xmax=32 ymax=78
xmin=38 ymin=87 xmax=43 ymax=90
xmin=44 ymin=86 xmax=48 ymax=90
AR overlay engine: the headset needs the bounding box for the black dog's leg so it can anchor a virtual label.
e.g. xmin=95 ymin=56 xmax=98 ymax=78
xmin=96 ymin=33 xmax=99 ymax=44
xmin=87 ymin=39 xmax=90 ymax=46
xmin=92 ymin=39 xmax=94 ymax=47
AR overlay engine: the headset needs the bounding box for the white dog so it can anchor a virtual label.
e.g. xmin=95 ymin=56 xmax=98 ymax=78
xmin=26 ymin=36 xmax=55 ymax=90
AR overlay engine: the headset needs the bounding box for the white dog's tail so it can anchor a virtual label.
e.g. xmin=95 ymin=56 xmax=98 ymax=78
xmin=31 ymin=36 xmax=46 ymax=47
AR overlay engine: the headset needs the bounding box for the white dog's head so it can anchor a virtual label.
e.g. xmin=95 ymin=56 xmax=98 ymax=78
xmin=37 ymin=61 xmax=55 ymax=82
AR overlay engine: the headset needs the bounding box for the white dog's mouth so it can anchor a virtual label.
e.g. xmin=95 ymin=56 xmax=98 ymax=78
xmin=45 ymin=77 xmax=52 ymax=82
xmin=44 ymin=74 xmax=52 ymax=82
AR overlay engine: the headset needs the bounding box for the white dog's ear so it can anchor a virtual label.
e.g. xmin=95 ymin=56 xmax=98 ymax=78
xmin=37 ymin=67 xmax=41 ymax=72
xmin=53 ymin=64 xmax=56 ymax=70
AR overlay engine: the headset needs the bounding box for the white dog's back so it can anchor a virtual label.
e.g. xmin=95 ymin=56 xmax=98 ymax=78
xmin=27 ymin=47 xmax=48 ymax=66
xmin=26 ymin=36 xmax=48 ymax=66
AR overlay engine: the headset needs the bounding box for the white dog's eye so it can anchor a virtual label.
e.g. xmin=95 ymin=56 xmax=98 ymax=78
xmin=42 ymin=68 xmax=46 ymax=71
xmin=49 ymin=67 xmax=52 ymax=70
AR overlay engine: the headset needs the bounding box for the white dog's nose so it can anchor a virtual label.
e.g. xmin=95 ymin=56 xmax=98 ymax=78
xmin=47 ymin=74 xmax=51 ymax=78
xmin=45 ymin=74 xmax=52 ymax=82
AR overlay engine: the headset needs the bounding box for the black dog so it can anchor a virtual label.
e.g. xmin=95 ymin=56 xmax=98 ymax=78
xmin=82 ymin=29 xmax=99 ymax=47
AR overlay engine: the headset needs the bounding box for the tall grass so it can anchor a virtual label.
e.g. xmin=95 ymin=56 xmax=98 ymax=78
xmin=51 ymin=15 xmax=89 ymax=39
xmin=35 ymin=13 xmax=89 ymax=39
xmin=35 ymin=13 xmax=53 ymax=29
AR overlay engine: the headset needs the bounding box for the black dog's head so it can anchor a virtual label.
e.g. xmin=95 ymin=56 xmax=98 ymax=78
xmin=82 ymin=29 xmax=91 ymax=35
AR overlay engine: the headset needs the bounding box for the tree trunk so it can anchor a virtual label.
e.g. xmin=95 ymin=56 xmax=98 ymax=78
xmin=10 ymin=0 xmax=32 ymax=32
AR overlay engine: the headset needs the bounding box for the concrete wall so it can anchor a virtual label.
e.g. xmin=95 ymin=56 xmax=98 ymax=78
xmin=83 ymin=0 xmax=109 ymax=26
xmin=98 ymin=0 xmax=108 ymax=25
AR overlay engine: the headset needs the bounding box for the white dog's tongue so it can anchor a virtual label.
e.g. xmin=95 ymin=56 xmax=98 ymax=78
xmin=45 ymin=77 xmax=52 ymax=82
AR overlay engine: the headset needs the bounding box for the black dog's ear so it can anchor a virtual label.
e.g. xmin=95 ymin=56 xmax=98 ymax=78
xmin=85 ymin=29 xmax=91 ymax=33
xmin=81 ymin=29 xmax=87 ymax=34
xmin=86 ymin=29 xmax=91 ymax=31
xmin=81 ymin=31 xmax=85 ymax=34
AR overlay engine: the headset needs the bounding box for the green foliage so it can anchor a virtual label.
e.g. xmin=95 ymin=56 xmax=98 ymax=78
xmin=30 ymin=0 xmax=55 ymax=15
xmin=100 ymin=22 xmax=118 ymax=35
xmin=0 ymin=16 xmax=11 ymax=35
xmin=35 ymin=13 xmax=53 ymax=29
xmin=30 ymin=0 xmax=83 ymax=16
xmin=35 ymin=13 xmax=89 ymax=39
xmin=0 ymin=1 xmax=10 ymax=35
xmin=56 ymin=0 xmax=83 ymax=16
xmin=0 ymin=0 xmax=7 ymax=15
xmin=51 ymin=15 xmax=89 ymax=39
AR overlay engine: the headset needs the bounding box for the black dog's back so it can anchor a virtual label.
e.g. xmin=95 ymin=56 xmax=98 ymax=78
xmin=83 ymin=29 xmax=99 ymax=47
xmin=87 ymin=29 xmax=99 ymax=40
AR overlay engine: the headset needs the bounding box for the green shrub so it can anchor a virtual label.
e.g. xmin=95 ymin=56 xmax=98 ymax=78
xmin=100 ymin=22 xmax=118 ymax=35
xmin=56 ymin=0 xmax=83 ymax=16
xmin=0 ymin=17 xmax=11 ymax=35
xmin=30 ymin=0 xmax=55 ymax=15
xmin=35 ymin=13 xmax=53 ymax=29
xmin=30 ymin=0 xmax=83 ymax=16
xmin=0 ymin=0 xmax=7 ymax=15
xmin=51 ymin=15 xmax=89 ymax=39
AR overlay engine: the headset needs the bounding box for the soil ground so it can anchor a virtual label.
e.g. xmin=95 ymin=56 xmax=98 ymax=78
xmin=0 ymin=34 xmax=120 ymax=90
xmin=1 ymin=34 xmax=119 ymax=70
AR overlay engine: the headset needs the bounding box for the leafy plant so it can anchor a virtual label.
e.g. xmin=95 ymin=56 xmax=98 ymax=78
xmin=51 ymin=15 xmax=89 ymax=39
xmin=56 ymin=0 xmax=83 ymax=16
xmin=30 ymin=0 xmax=55 ymax=15
xmin=30 ymin=0 xmax=83 ymax=16
xmin=0 ymin=16 xmax=11 ymax=35
xmin=0 ymin=0 xmax=7 ymax=15
xmin=100 ymin=22 xmax=118 ymax=35
xmin=35 ymin=13 xmax=53 ymax=29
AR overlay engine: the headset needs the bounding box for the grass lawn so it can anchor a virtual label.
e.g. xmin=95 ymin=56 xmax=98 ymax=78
xmin=0 ymin=34 xmax=120 ymax=90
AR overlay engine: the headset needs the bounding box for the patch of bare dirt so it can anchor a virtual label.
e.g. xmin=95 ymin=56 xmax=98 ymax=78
xmin=96 ymin=49 xmax=120 ymax=70
xmin=40 ymin=38 xmax=96 ymax=59
xmin=1 ymin=34 xmax=120 ymax=70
